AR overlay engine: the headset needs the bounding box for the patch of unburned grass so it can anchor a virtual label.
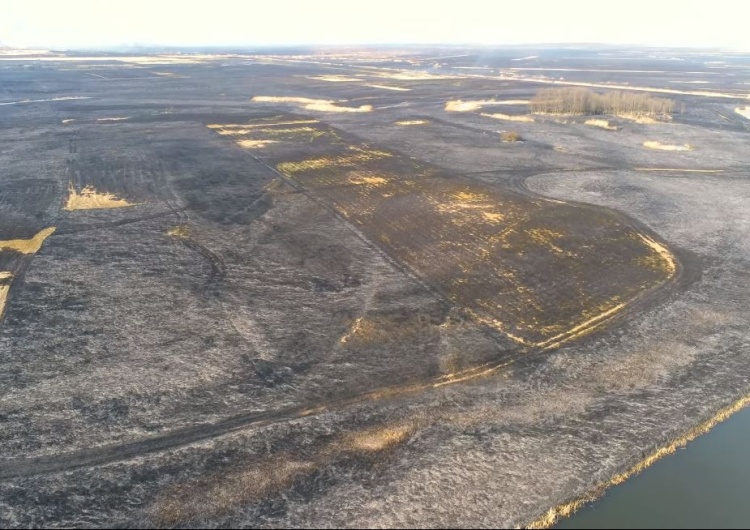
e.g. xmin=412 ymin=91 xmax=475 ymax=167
xmin=0 ymin=284 xmax=9 ymax=319
xmin=236 ymin=139 xmax=277 ymax=149
xmin=643 ymin=141 xmax=692 ymax=151
xmin=65 ymin=183 xmax=136 ymax=210
xmin=0 ymin=227 xmax=56 ymax=254
xmin=96 ymin=117 xmax=129 ymax=122
xmin=481 ymin=112 xmax=534 ymax=122
xmin=252 ymin=96 xmax=372 ymax=113
xmin=585 ymin=119 xmax=618 ymax=130
xmin=364 ymin=84 xmax=411 ymax=91
xmin=735 ymin=106 xmax=750 ymax=119
xmin=150 ymin=420 xmax=417 ymax=526
xmin=395 ymin=120 xmax=428 ymax=126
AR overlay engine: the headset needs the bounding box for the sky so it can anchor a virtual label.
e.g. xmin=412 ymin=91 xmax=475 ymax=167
xmin=0 ymin=0 xmax=747 ymax=50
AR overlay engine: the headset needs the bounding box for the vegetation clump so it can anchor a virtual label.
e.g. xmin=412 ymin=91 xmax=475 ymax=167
xmin=530 ymin=87 xmax=674 ymax=118
xmin=500 ymin=131 xmax=523 ymax=142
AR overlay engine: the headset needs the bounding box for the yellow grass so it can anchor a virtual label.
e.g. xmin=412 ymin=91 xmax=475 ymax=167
xmin=346 ymin=424 xmax=413 ymax=452
xmin=251 ymin=96 xmax=372 ymax=113
xmin=643 ymin=141 xmax=692 ymax=151
xmin=0 ymin=285 xmax=9 ymax=319
xmin=167 ymin=225 xmax=190 ymax=239
xmin=445 ymin=99 xmax=498 ymax=112
xmin=364 ymin=84 xmax=411 ymax=91
xmin=0 ymin=272 xmax=12 ymax=280
xmin=480 ymin=112 xmax=535 ymax=122
xmin=637 ymin=234 xmax=677 ymax=276
xmin=236 ymin=139 xmax=277 ymax=149
xmin=373 ymin=70 xmax=456 ymax=80
xmin=65 ymin=183 xmax=135 ymax=210
xmin=585 ymin=119 xmax=618 ymax=130
xmin=307 ymin=75 xmax=360 ymax=82
xmin=0 ymin=227 xmax=56 ymax=254
xmin=395 ymin=120 xmax=428 ymax=126
xmin=445 ymin=99 xmax=530 ymax=112
xmin=527 ymin=394 xmax=750 ymax=529
xmin=735 ymin=106 xmax=750 ymax=119
xmin=349 ymin=175 xmax=388 ymax=186
xmin=206 ymin=119 xmax=318 ymax=129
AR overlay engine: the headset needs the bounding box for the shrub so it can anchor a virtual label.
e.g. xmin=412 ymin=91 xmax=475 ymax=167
xmin=501 ymin=131 xmax=522 ymax=142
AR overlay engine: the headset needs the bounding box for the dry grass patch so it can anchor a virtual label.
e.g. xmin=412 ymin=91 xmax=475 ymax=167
xmin=65 ymin=183 xmax=136 ymax=210
xmin=252 ymin=96 xmax=372 ymax=113
xmin=585 ymin=119 xmax=618 ymax=130
xmin=307 ymin=75 xmax=360 ymax=82
xmin=236 ymin=139 xmax=277 ymax=149
xmin=0 ymin=284 xmax=9 ymax=319
xmin=0 ymin=227 xmax=56 ymax=254
xmin=61 ymin=119 xmax=75 ymax=124
xmin=364 ymin=84 xmax=411 ymax=91
xmin=500 ymin=131 xmax=523 ymax=142
xmin=643 ymin=141 xmax=692 ymax=152
xmin=96 ymin=117 xmax=129 ymax=122
xmin=735 ymin=106 xmax=750 ymax=119
xmin=480 ymin=112 xmax=535 ymax=122
xmin=395 ymin=120 xmax=428 ymax=126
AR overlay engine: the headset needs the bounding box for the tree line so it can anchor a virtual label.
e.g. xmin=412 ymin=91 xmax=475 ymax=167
xmin=529 ymin=87 xmax=675 ymax=117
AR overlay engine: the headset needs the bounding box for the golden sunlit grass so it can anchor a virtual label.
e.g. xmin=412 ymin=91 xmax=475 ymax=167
xmin=0 ymin=227 xmax=56 ymax=254
xmin=152 ymin=458 xmax=317 ymax=526
xmin=481 ymin=112 xmax=535 ymax=122
xmin=206 ymin=119 xmax=319 ymax=130
xmin=364 ymin=84 xmax=411 ymax=91
xmin=251 ymin=96 xmax=372 ymax=113
xmin=0 ymin=285 xmax=9 ymax=319
xmin=0 ymin=271 xmax=12 ymax=280
xmin=64 ymin=183 xmax=135 ymax=210
xmin=167 ymin=225 xmax=190 ymax=239
xmin=500 ymin=131 xmax=523 ymax=142
xmin=150 ymin=420 xmax=416 ymax=526
xmin=643 ymin=141 xmax=693 ymax=151
xmin=585 ymin=119 xmax=619 ymax=130
xmin=527 ymin=394 xmax=750 ymax=529
xmin=345 ymin=424 xmax=413 ymax=452
xmin=445 ymin=99 xmax=498 ymax=112
xmin=307 ymin=75 xmax=360 ymax=82
xmin=277 ymin=149 xmax=392 ymax=174
xmin=395 ymin=120 xmax=428 ymax=126
xmin=637 ymin=234 xmax=677 ymax=276
xmin=349 ymin=175 xmax=388 ymax=186
xmin=236 ymin=139 xmax=277 ymax=149
xmin=735 ymin=106 xmax=750 ymax=119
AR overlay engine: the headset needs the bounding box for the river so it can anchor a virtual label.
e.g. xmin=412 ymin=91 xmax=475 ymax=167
xmin=556 ymin=405 xmax=750 ymax=528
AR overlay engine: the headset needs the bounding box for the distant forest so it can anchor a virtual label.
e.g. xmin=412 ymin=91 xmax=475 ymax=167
xmin=529 ymin=87 xmax=675 ymax=117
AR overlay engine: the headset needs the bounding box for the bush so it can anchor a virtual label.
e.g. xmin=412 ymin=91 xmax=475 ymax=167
xmin=501 ymin=131 xmax=522 ymax=142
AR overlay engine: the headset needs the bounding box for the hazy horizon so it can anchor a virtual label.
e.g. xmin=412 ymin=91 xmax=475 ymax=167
xmin=1 ymin=0 xmax=748 ymax=51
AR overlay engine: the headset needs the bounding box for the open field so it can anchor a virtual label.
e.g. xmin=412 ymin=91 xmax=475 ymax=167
xmin=0 ymin=45 xmax=749 ymax=528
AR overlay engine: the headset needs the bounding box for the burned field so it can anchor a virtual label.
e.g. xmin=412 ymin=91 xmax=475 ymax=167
xmin=210 ymin=117 xmax=675 ymax=349
xmin=0 ymin=46 xmax=749 ymax=528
